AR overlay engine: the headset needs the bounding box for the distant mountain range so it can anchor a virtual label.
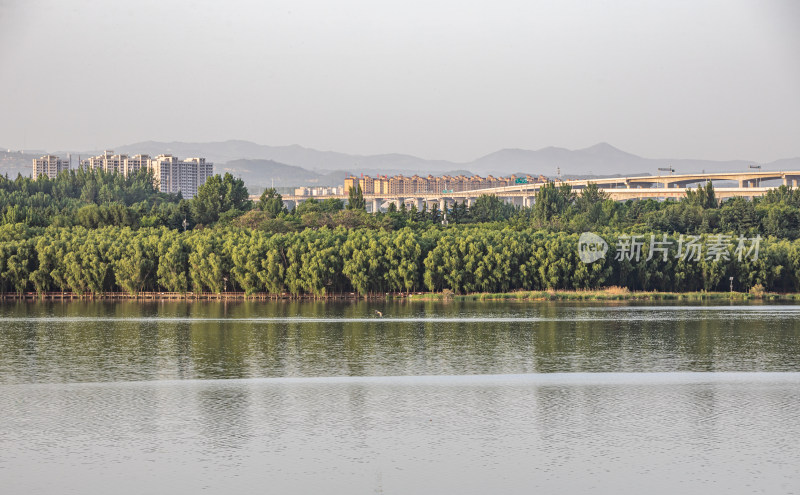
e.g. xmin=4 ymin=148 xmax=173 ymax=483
xmin=6 ymin=140 xmax=798 ymax=188
xmin=111 ymin=140 xmax=459 ymax=177
xmin=222 ymin=159 xmax=351 ymax=188
xmin=108 ymin=140 xmax=800 ymax=187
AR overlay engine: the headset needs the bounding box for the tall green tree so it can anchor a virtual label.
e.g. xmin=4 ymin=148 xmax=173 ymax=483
xmin=157 ymin=232 xmax=189 ymax=292
xmin=258 ymin=188 xmax=286 ymax=216
xmin=685 ymin=181 xmax=718 ymax=209
xmin=469 ymin=195 xmax=515 ymax=222
xmin=347 ymin=183 xmax=366 ymax=210
xmin=533 ymin=181 xmax=574 ymax=224
xmin=192 ymin=173 xmax=250 ymax=224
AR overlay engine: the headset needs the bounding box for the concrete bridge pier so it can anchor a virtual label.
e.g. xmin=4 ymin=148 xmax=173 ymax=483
xmin=371 ymin=198 xmax=380 ymax=213
xmin=416 ymin=198 xmax=424 ymax=211
xmin=466 ymin=197 xmax=473 ymax=207
xmin=439 ymin=198 xmax=446 ymax=211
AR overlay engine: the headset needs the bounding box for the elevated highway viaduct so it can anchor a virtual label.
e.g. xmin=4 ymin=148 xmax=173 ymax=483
xmin=249 ymin=171 xmax=800 ymax=213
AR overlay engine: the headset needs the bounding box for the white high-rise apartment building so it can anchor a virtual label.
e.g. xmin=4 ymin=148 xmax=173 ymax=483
xmin=80 ymin=151 xmax=213 ymax=198
xmin=33 ymin=155 xmax=70 ymax=179
xmin=82 ymin=150 xmax=125 ymax=174
xmin=81 ymin=151 xmax=149 ymax=175
xmin=148 ymin=155 xmax=214 ymax=198
xmin=125 ymin=154 xmax=151 ymax=176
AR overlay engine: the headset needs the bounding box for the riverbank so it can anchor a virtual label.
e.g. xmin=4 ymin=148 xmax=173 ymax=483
xmin=406 ymin=287 xmax=800 ymax=302
xmin=2 ymin=287 xmax=799 ymax=302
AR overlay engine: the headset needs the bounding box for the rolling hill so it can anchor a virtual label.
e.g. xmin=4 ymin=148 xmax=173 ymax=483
xmin=32 ymin=140 xmax=800 ymax=188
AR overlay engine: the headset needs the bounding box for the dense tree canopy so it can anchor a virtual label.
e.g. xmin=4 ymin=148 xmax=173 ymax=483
xmin=4 ymin=171 xmax=800 ymax=240
xmin=1 ymin=224 xmax=797 ymax=295
xmin=3 ymin=171 xmax=800 ymax=296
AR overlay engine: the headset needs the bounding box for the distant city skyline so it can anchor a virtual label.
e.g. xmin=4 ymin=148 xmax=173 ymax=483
xmin=59 ymin=150 xmax=214 ymax=198
xmin=1 ymin=0 xmax=798 ymax=163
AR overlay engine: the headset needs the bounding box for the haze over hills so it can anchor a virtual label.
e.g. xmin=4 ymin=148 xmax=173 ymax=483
xmin=1 ymin=149 xmax=44 ymax=178
xmin=9 ymin=140 xmax=799 ymax=187
xmin=111 ymin=140 xmax=457 ymax=177
xmin=110 ymin=140 xmax=800 ymax=187
xmin=220 ymin=160 xmax=479 ymax=188
xmin=222 ymin=159 xmax=351 ymax=188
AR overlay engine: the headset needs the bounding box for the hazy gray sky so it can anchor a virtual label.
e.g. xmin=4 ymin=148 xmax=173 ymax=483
xmin=1 ymin=0 xmax=798 ymax=162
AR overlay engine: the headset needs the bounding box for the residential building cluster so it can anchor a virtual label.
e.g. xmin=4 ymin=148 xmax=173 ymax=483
xmin=33 ymin=151 xmax=213 ymax=198
xmin=294 ymin=186 xmax=345 ymax=196
xmin=344 ymin=173 xmax=548 ymax=195
xmin=32 ymin=155 xmax=71 ymax=179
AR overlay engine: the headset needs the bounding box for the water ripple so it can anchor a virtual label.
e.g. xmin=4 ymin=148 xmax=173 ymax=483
xmin=3 ymin=371 xmax=799 ymax=389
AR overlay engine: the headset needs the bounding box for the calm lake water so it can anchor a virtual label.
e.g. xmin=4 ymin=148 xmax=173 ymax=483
xmin=1 ymin=301 xmax=799 ymax=494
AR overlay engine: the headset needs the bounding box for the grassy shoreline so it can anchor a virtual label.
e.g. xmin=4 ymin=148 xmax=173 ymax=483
xmin=405 ymin=288 xmax=800 ymax=302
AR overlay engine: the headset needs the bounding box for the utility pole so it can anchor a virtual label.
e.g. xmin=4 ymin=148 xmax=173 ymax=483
xmin=750 ymin=164 xmax=761 ymax=187
xmin=658 ymin=167 xmax=675 ymax=188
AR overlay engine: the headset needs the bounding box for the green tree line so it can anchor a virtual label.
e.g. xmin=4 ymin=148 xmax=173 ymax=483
xmin=3 ymin=170 xmax=800 ymax=296
xmin=2 ymin=223 xmax=799 ymax=295
xmin=0 ymin=168 xmax=249 ymax=230
xmin=6 ymin=170 xmax=800 ymax=240
xmin=240 ymin=182 xmax=800 ymax=240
